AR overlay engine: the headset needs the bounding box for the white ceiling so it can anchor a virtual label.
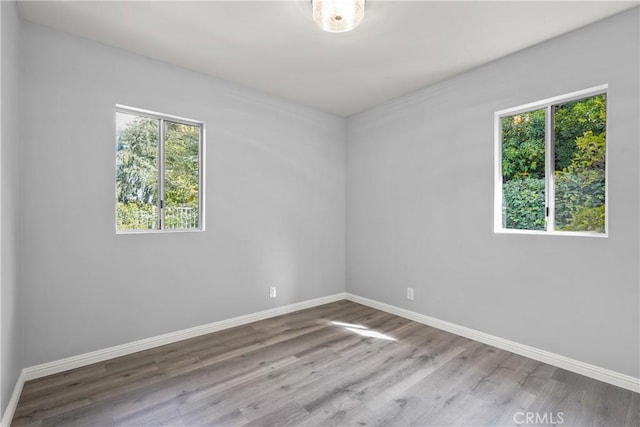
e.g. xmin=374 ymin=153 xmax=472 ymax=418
xmin=18 ymin=1 xmax=638 ymax=116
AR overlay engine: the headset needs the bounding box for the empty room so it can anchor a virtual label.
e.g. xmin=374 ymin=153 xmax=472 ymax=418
xmin=1 ymin=1 xmax=638 ymax=426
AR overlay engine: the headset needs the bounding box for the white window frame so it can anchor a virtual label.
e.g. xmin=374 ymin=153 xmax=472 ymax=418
xmin=115 ymin=105 xmax=205 ymax=234
xmin=494 ymin=84 xmax=608 ymax=238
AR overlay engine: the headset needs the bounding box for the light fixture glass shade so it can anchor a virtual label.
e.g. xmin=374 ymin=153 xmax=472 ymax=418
xmin=312 ymin=0 xmax=365 ymax=33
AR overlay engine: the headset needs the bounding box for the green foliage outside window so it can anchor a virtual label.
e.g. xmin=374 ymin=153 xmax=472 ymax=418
xmin=554 ymin=130 xmax=606 ymax=232
xmin=502 ymin=177 xmax=545 ymax=230
xmin=554 ymin=95 xmax=606 ymax=171
xmin=501 ymin=109 xmax=546 ymax=181
xmin=501 ymin=108 xmax=546 ymax=230
xmin=116 ymin=116 xmax=158 ymax=207
xmin=116 ymin=112 xmax=200 ymax=231
xmin=164 ymin=121 xmax=200 ymax=230
xmin=501 ymin=94 xmax=606 ymax=233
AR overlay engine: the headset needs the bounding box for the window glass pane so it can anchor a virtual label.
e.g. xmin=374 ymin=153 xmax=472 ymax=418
xmin=164 ymin=121 xmax=200 ymax=230
xmin=116 ymin=112 xmax=159 ymax=230
xmin=554 ymin=94 xmax=606 ymax=233
xmin=501 ymin=108 xmax=546 ymax=231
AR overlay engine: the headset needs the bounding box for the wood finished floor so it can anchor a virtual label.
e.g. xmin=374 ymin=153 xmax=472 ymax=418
xmin=12 ymin=300 xmax=639 ymax=426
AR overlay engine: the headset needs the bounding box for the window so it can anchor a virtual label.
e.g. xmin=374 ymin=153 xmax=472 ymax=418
xmin=115 ymin=106 xmax=204 ymax=232
xmin=494 ymin=85 xmax=607 ymax=236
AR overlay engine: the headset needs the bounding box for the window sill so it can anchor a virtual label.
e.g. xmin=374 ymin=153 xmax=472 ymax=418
xmin=116 ymin=228 xmax=204 ymax=235
xmin=494 ymin=228 xmax=607 ymax=238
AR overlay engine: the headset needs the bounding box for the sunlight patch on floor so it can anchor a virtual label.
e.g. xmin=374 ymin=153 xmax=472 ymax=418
xmin=330 ymin=321 xmax=396 ymax=341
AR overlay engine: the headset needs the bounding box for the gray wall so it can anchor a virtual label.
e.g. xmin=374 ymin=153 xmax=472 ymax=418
xmin=1 ymin=0 xmax=23 ymax=415
xmin=21 ymin=23 xmax=346 ymax=367
xmin=347 ymin=9 xmax=639 ymax=377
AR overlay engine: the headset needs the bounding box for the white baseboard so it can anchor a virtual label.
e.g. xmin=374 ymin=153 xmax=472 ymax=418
xmin=22 ymin=292 xmax=346 ymax=382
xmin=346 ymin=293 xmax=640 ymax=393
xmin=1 ymin=370 xmax=25 ymax=427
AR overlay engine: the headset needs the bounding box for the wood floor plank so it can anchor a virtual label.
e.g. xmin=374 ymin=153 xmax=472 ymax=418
xmin=241 ymin=401 xmax=309 ymax=427
xmin=40 ymin=403 xmax=114 ymax=427
xmin=12 ymin=301 xmax=639 ymax=427
xmin=180 ymin=405 xmax=248 ymax=427
xmin=625 ymin=392 xmax=640 ymax=426
xmin=20 ymin=364 xmax=108 ymax=400
xmin=353 ymin=394 xmax=426 ymax=427
xmin=114 ymin=406 xmax=185 ymax=427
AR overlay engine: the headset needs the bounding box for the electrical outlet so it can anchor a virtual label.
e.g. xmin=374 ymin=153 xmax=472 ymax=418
xmin=407 ymin=287 xmax=414 ymax=300
xmin=269 ymin=287 xmax=277 ymax=299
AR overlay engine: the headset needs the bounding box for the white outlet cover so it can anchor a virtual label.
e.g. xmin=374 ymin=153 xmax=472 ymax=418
xmin=269 ymin=287 xmax=277 ymax=298
xmin=407 ymin=287 xmax=415 ymax=300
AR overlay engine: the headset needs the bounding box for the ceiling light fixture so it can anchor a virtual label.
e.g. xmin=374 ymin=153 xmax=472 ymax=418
xmin=312 ymin=0 xmax=365 ymax=33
